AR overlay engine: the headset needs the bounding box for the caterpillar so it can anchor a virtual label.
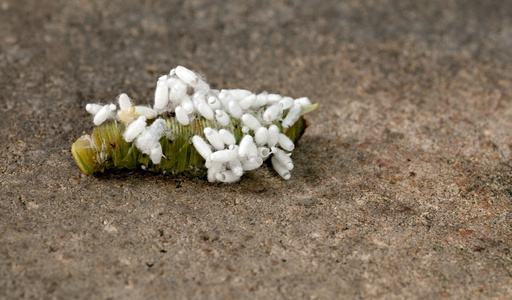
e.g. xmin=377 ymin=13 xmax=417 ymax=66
xmin=72 ymin=66 xmax=318 ymax=182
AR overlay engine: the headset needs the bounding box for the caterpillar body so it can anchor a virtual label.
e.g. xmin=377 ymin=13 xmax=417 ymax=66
xmin=72 ymin=66 xmax=318 ymax=183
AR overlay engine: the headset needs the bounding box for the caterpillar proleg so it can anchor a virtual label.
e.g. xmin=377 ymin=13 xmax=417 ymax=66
xmin=72 ymin=66 xmax=318 ymax=182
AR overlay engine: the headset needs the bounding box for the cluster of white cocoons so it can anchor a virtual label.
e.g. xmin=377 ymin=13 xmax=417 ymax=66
xmin=85 ymin=66 xmax=312 ymax=183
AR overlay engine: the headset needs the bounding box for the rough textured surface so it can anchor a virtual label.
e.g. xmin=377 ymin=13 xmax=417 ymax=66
xmin=1 ymin=0 xmax=511 ymax=299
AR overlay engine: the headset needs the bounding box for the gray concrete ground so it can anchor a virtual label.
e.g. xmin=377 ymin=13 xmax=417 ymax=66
xmin=1 ymin=0 xmax=511 ymax=299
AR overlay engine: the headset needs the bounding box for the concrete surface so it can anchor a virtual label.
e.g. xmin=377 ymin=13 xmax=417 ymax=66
xmin=1 ymin=0 xmax=511 ymax=299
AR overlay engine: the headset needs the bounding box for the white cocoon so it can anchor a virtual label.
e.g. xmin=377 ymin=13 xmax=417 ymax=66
xmin=238 ymin=135 xmax=255 ymax=158
xmin=192 ymin=91 xmax=206 ymax=107
xmin=279 ymin=97 xmax=294 ymax=110
xmin=239 ymin=94 xmax=256 ymax=110
xmin=86 ymin=103 xmax=103 ymax=115
xmin=218 ymin=90 xmax=232 ymax=108
xmin=180 ymin=96 xmax=194 ymax=114
xmin=210 ymin=149 xmax=238 ymax=163
xmin=141 ymin=119 xmax=166 ymax=148
xmin=228 ymin=159 xmax=244 ymax=176
xmin=254 ymin=127 xmax=268 ymax=146
xmin=278 ymin=133 xmax=295 ymax=151
xmin=135 ymin=106 xmax=157 ymax=119
xmin=241 ymin=114 xmax=261 ymax=130
xmin=123 ymin=116 xmax=147 ymax=142
xmin=246 ymin=141 xmax=258 ymax=160
xmin=267 ymin=125 xmax=279 ymax=147
xmin=118 ymin=93 xmax=133 ymax=111
xmin=218 ymin=129 xmax=236 ymax=145
xmin=263 ymin=104 xmax=282 ymax=122
xmin=294 ymin=97 xmax=312 ymax=107
xmin=175 ymin=106 xmax=189 ymax=125
xmin=258 ymin=147 xmax=271 ymax=159
xmin=215 ymin=110 xmax=230 ymax=126
xmin=135 ymin=119 xmax=166 ymax=154
xmin=150 ymin=145 xmax=163 ymax=164
xmin=150 ymin=118 xmax=167 ymax=134
xmin=228 ymin=101 xmax=243 ymax=118
xmin=228 ymin=144 xmax=239 ymax=151
xmin=267 ymin=94 xmax=282 ymax=103
xmin=176 ymin=66 xmax=199 ymax=85
xmin=154 ymin=76 xmax=169 ymax=110
xmin=216 ymin=170 xmax=240 ymax=183
xmin=271 ymin=147 xmax=293 ymax=170
xmin=254 ymin=93 xmax=268 ymax=108
xmin=191 ymin=135 xmax=212 ymax=160
xmin=193 ymin=79 xmax=210 ymax=92
xmin=241 ymin=157 xmax=263 ymax=171
xmin=207 ymin=96 xmax=221 ymax=110
xmin=197 ymin=102 xmax=214 ymax=120
xmin=271 ymin=156 xmax=291 ymax=180
xmin=93 ymin=104 xmax=114 ymax=125
xmin=207 ymin=160 xmax=223 ymax=182
xmin=204 ymin=127 xmax=224 ymax=150
xmin=228 ymin=89 xmax=252 ymax=101
xmin=282 ymin=103 xmax=302 ymax=128
xmin=168 ymin=79 xmax=187 ymax=105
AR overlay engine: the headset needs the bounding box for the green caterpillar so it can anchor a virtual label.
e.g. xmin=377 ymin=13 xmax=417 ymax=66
xmin=72 ymin=114 xmax=310 ymax=178
xmin=71 ymin=66 xmax=318 ymax=182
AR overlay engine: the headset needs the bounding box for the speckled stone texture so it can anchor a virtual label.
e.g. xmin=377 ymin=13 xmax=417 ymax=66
xmin=1 ymin=0 xmax=511 ymax=299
